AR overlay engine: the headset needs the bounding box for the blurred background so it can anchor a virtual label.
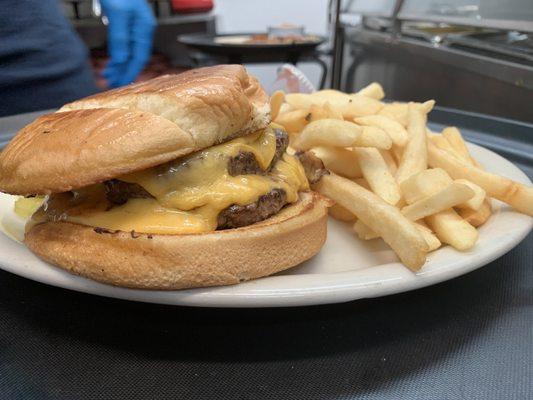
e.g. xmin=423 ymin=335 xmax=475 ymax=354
xmin=1 ymin=0 xmax=532 ymax=122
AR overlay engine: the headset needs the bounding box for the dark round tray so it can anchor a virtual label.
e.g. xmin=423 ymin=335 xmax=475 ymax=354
xmin=178 ymin=32 xmax=326 ymax=56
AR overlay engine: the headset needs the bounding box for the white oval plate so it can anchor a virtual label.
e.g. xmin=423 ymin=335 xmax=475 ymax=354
xmin=0 ymin=143 xmax=531 ymax=307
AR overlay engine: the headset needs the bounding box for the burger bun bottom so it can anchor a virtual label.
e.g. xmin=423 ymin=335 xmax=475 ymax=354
xmin=25 ymin=192 xmax=330 ymax=290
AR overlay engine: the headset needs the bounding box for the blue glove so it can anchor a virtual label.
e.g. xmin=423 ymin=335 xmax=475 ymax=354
xmin=100 ymin=0 xmax=156 ymax=88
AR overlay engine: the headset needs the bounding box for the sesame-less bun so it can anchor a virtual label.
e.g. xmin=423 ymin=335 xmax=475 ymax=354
xmin=24 ymin=192 xmax=330 ymax=290
xmin=0 ymin=65 xmax=270 ymax=195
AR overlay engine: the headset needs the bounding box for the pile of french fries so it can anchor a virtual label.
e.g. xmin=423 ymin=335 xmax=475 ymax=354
xmin=270 ymin=85 xmax=533 ymax=271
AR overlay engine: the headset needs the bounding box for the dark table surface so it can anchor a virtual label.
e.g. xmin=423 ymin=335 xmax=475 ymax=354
xmin=0 ymin=108 xmax=532 ymax=400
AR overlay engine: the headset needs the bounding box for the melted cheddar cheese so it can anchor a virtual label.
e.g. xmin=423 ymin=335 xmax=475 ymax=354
xmin=31 ymin=127 xmax=309 ymax=234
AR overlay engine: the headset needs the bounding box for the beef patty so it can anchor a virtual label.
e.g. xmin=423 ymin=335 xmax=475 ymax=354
xmin=104 ymin=180 xmax=152 ymax=205
xmin=227 ymin=128 xmax=289 ymax=176
xmin=103 ymin=129 xmax=292 ymax=230
xmin=295 ymin=151 xmax=329 ymax=184
xmin=217 ymin=188 xmax=287 ymax=229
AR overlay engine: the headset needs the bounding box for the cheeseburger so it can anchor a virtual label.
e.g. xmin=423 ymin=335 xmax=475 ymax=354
xmin=0 ymin=65 xmax=330 ymax=289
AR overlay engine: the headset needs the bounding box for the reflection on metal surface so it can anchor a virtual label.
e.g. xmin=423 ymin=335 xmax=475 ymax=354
xmin=339 ymin=0 xmax=533 ymax=122
xmin=343 ymin=29 xmax=533 ymax=121
xmin=399 ymin=0 xmax=533 ymax=32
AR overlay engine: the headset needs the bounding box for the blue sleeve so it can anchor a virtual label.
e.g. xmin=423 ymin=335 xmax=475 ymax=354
xmin=0 ymin=0 xmax=98 ymax=116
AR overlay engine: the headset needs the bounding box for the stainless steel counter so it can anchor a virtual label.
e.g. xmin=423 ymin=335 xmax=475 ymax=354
xmin=343 ymin=28 xmax=533 ymax=122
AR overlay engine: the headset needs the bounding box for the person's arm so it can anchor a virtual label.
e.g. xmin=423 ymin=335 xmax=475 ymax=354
xmin=99 ymin=0 xmax=156 ymax=88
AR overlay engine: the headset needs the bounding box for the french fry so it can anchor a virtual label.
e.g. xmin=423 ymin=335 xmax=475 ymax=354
xmin=401 ymin=182 xmax=475 ymax=221
xmin=285 ymin=93 xmax=383 ymax=118
xmin=355 ymin=82 xmax=385 ymax=100
xmin=454 ymin=179 xmax=486 ymax=210
xmin=377 ymin=100 xmax=434 ymax=128
xmin=315 ymin=173 xmax=428 ymax=270
xmin=312 ymin=90 xmax=351 ymax=104
xmin=339 ymin=95 xmax=384 ymax=118
xmin=307 ymin=103 xmax=344 ymax=122
xmin=442 ymin=127 xmax=476 ymax=164
xmin=274 ymin=109 xmax=309 ymax=133
xmin=400 ymin=168 xmax=453 ymax=204
xmin=380 ymin=149 xmax=398 ymax=175
xmin=307 ymin=104 xmax=330 ymax=122
xmin=390 ymin=144 xmax=404 ymax=165
xmin=430 ymin=134 xmax=460 ymax=157
xmin=329 ymin=204 xmax=357 ymax=222
xmin=354 ymin=115 xmax=409 ymax=147
xmin=441 ymin=127 xmax=483 ymax=168
xmin=353 ymin=126 xmax=393 ymax=149
xmin=293 ymin=119 xmax=361 ymax=150
xmin=285 ymin=93 xmax=319 ymax=109
xmin=395 ymin=197 xmax=407 ymax=209
xmin=310 ymin=146 xmax=362 ymax=178
xmin=353 ymin=177 xmax=371 ymax=190
xmin=355 ymin=220 xmax=442 ymax=251
xmin=378 ymin=102 xmax=408 ymax=127
xmin=270 ymin=90 xmax=285 ymax=121
xmin=353 ymin=147 xmax=401 ymax=205
xmin=426 ymin=128 xmax=440 ymax=139
xmin=428 ymin=142 xmax=533 ymax=216
xmin=353 ymin=220 xmax=379 ymax=240
xmin=415 ymin=219 xmax=431 ymax=229
xmin=323 ymin=102 xmax=344 ymax=120
xmin=458 ymin=200 xmax=492 ymax=227
xmin=421 ymin=100 xmax=436 ymax=114
xmin=426 ymin=209 xmax=479 ymax=251
xmin=279 ymin=103 xmax=292 ymax=114
xmin=414 ymin=222 xmax=442 ymax=251
xmin=396 ymin=103 xmax=428 ymax=184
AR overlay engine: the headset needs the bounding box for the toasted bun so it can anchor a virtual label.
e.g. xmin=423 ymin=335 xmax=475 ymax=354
xmin=0 ymin=65 xmax=269 ymax=195
xmin=0 ymin=109 xmax=195 ymax=195
xmin=24 ymin=192 xmax=330 ymax=290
